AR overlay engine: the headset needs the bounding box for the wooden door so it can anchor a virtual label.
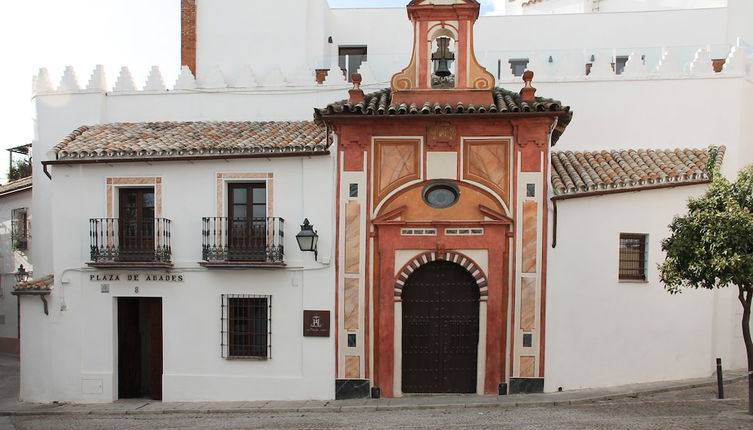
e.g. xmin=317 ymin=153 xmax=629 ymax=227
xmin=118 ymin=298 xmax=141 ymax=398
xmin=119 ymin=188 xmax=155 ymax=261
xmin=402 ymin=261 xmax=480 ymax=393
xmin=118 ymin=298 xmax=162 ymax=400
xmin=228 ymin=183 xmax=267 ymax=261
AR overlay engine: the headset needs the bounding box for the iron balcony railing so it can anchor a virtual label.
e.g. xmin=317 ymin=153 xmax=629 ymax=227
xmin=202 ymin=217 xmax=284 ymax=263
xmin=89 ymin=218 xmax=172 ymax=263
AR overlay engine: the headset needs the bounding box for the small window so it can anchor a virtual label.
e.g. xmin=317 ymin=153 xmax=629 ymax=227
xmin=509 ymin=58 xmax=529 ymax=77
xmin=619 ymin=234 xmax=647 ymax=281
xmin=221 ymin=294 xmax=271 ymax=359
xmin=339 ymin=46 xmax=367 ymax=82
xmin=11 ymin=208 xmax=28 ymax=250
xmin=423 ymin=181 xmax=460 ymax=209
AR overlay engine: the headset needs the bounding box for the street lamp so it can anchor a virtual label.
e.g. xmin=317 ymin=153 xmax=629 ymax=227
xmin=15 ymin=264 xmax=29 ymax=284
xmin=295 ymin=219 xmax=319 ymax=261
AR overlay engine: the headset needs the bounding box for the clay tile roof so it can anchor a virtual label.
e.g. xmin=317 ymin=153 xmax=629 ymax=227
xmin=315 ymin=87 xmax=573 ymax=144
xmin=53 ymin=121 xmax=328 ymax=161
xmin=13 ymin=275 xmax=54 ymax=295
xmin=551 ymin=146 xmax=725 ymax=198
xmin=0 ymin=176 xmax=32 ymax=197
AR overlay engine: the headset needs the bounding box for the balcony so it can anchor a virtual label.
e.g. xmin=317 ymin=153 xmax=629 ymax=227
xmin=201 ymin=217 xmax=285 ymax=267
xmin=89 ymin=218 xmax=172 ymax=268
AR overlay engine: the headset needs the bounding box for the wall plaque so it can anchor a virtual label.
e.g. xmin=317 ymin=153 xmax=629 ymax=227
xmin=303 ymin=310 xmax=330 ymax=337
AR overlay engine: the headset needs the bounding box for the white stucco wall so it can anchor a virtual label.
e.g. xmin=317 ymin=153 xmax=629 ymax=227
xmin=0 ymin=190 xmax=32 ymax=345
xmin=545 ymin=186 xmax=750 ymax=392
xmin=20 ymin=154 xmax=336 ymax=403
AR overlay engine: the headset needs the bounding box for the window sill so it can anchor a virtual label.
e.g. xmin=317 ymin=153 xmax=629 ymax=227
xmin=618 ymin=279 xmax=649 ymax=284
xmin=224 ymin=356 xmax=269 ymax=361
xmin=87 ymin=261 xmax=173 ymax=269
xmin=200 ymin=261 xmax=286 ymax=269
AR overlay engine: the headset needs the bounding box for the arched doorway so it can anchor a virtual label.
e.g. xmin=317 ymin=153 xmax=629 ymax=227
xmin=401 ymin=260 xmax=480 ymax=393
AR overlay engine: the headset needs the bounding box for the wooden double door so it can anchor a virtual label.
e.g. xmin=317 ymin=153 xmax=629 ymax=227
xmin=402 ymin=261 xmax=480 ymax=393
xmin=228 ymin=183 xmax=267 ymax=261
xmin=119 ymin=188 xmax=155 ymax=261
xmin=118 ymin=298 xmax=162 ymax=400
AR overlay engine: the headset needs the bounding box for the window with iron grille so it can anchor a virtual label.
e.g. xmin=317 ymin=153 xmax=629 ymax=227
xmin=619 ymin=233 xmax=647 ymax=281
xmin=11 ymin=208 xmax=28 ymax=250
xmin=221 ymin=294 xmax=271 ymax=359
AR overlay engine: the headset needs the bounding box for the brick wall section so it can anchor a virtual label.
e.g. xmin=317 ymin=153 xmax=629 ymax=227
xmin=181 ymin=0 xmax=197 ymax=76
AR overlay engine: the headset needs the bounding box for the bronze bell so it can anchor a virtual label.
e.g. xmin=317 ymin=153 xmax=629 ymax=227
xmin=432 ymin=37 xmax=454 ymax=77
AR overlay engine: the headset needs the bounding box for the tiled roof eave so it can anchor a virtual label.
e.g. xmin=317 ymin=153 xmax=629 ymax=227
xmin=551 ymin=178 xmax=712 ymax=201
xmin=49 ymin=148 xmax=331 ymax=164
xmin=316 ymin=110 xmax=570 ymax=121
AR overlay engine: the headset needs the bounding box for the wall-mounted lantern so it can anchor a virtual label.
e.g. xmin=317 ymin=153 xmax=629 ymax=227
xmin=15 ymin=264 xmax=30 ymax=284
xmin=296 ymin=219 xmax=319 ymax=260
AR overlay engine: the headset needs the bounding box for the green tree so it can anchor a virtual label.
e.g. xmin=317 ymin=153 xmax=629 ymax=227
xmin=7 ymin=158 xmax=31 ymax=181
xmin=659 ymin=157 xmax=753 ymax=415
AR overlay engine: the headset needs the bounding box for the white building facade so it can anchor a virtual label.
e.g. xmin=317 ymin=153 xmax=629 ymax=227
xmin=16 ymin=0 xmax=753 ymax=402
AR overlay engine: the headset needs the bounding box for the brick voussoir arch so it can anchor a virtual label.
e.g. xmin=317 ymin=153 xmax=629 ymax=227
xmin=393 ymin=251 xmax=489 ymax=301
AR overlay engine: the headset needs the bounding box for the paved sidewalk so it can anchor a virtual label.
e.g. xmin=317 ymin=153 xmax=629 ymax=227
xmin=0 ymin=354 xmax=747 ymax=417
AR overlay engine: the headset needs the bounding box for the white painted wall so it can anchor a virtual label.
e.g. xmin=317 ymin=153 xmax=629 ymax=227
xmin=0 ymin=190 xmax=31 ymax=345
xmin=22 ymin=0 xmax=753 ymax=402
xmin=196 ymin=0 xmax=332 ymax=81
xmin=21 ymin=154 xmax=336 ymax=403
xmin=545 ymin=185 xmax=750 ymax=392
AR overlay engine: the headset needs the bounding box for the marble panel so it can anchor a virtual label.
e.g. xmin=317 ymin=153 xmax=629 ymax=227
xmin=520 ymin=356 xmax=536 ymax=378
xmin=345 ymin=201 xmax=360 ymax=273
xmin=374 ymin=140 xmax=419 ymax=204
xmin=345 ymin=355 xmax=360 ymax=379
xmin=522 ymin=201 xmax=538 ymax=273
xmin=465 ymin=141 xmax=510 ymax=204
xmin=344 ymin=278 xmax=359 ymax=331
xmin=508 ymin=377 xmax=544 ymax=394
xmin=335 ymin=379 xmax=370 ymax=400
xmin=521 ymin=277 xmax=536 ymax=331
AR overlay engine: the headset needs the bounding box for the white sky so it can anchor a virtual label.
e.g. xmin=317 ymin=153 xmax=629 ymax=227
xmin=0 ymin=0 xmax=503 ymax=183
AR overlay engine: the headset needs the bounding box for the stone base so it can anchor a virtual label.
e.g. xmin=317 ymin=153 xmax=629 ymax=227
xmin=335 ymin=379 xmax=370 ymax=400
xmin=508 ymin=377 xmax=544 ymax=394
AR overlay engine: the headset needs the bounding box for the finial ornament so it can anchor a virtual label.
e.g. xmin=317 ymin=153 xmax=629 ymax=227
xmin=351 ymin=73 xmax=362 ymax=90
xmin=520 ymin=70 xmax=536 ymax=103
xmin=348 ymin=74 xmax=364 ymax=104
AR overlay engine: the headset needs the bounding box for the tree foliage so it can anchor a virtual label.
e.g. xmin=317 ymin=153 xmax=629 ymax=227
xmin=7 ymin=158 xmax=31 ymax=182
xmin=660 ymin=166 xmax=753 ymax=293
xmin=659 ymin=154 xmax=753 ymax=414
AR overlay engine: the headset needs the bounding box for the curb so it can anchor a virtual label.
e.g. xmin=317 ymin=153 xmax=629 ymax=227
xmin=0 ymin=374 xmax=746 ymax=418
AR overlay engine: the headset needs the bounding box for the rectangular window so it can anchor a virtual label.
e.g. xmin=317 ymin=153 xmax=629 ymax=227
xmin=619 ymin=234 xmax=647 ymax=281
xmin=11 ymin=208 xmax=28 ymax=250
xmin=339 ymin=46 xmax=367 ymax=82
xmin=509 ymin=58 xmax=529 ymax=77
xmin=221 ymin=294 xmax=271 ymax=359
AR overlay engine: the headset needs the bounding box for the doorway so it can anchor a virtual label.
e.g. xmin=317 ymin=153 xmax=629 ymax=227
xmin=119 ymin=188 xmax=155 ymax=261
xmin=228 ymin=183 xmax=267 ymax=261
xmin=118 ymin=297 xmax=163 ymax=400
xmin=401 ymin=260 xmax=480 ymax=393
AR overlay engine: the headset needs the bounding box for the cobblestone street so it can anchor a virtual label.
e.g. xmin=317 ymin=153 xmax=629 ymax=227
xmin=4 ymin=378 xmax=751 ymax=429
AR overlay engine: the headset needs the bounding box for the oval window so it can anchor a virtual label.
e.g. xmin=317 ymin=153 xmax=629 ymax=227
xmin=422 ymin=181 xmax=460 ymax=209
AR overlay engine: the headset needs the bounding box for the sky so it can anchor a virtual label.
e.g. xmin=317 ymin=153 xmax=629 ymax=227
xmin=0 ymin=0 xmax=502 ymax=183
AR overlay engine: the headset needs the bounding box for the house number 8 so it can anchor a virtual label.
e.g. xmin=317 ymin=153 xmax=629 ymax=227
xmin=134 ymin=286 xmax=139 ymax=294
